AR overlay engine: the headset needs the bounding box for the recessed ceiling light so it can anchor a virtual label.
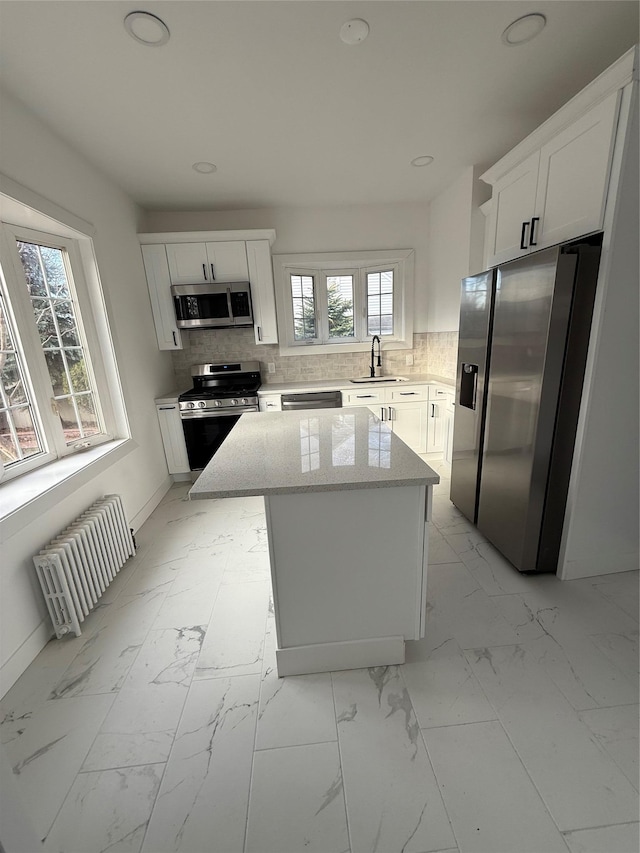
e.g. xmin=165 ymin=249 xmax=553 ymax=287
xmin=501 ymin=13 xmax=546 ymax=46
xmin=124 ymin=11 xmax=170 ymax=47
xmin=411 ymin=155 xmax=434 ymax=167
xmin=340 ymin=19 xmax=370 ymax=45
xmin=192 ymin=162 xmax=217 ymax=174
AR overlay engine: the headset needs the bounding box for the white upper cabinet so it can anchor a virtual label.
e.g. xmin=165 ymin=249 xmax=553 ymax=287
xmin=141 ymin=244 xmax=182 ymax=350
xmin=246 ymin=239 xmax=278 ymax=344
xmin=139 ymin=229 xmax=277 ymax=349
xmin=533 ymin=91 xmax=620 ymax=250
xmin=484 ymin=88 xmax=622 ymax=267
xmin=166 ymin=241 xmax=249 ymax=284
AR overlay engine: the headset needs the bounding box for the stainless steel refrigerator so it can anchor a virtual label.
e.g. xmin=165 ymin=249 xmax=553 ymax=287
xmin=450 ymin=236 xmax=602 ymax=573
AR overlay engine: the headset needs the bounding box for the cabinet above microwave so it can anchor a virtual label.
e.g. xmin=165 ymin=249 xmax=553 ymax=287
xmin=139 ymin=230 xmax=279 ymax=349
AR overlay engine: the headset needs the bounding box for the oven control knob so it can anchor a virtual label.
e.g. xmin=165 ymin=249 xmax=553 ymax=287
xmin=198 ymin=401 xmax=206 ymax=408
xmin=230 ymin=399 xmax=238 ymax=406
xmin=214 ymin=399 xmax=222 ymax=407
xmin=186 ymin=402 xmax=195 ymax=409
xmin=242 ymin=398 xmax=248 ymax=405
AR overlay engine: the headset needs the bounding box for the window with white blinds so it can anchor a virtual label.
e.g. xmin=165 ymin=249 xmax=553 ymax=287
xmin=274 ymin=250 xmax=413 ymax=355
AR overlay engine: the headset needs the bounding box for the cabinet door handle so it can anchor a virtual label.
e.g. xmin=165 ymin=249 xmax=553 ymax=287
xmin=172 ymin=330 xmax=177 ymax=346
xmin=158 ymin=405 xmax=176 ymax=410
xmin=380 ymin=407 xmax=386 ymax=421
xmin=431 ymin=403 xmax=436 ymax=417
xmin=530 ymin=217 xmax=539 ymax=246
xmin=202 ymin=263 xmax=208 ymax=280
xmin=388 ymin=406 xmax=394 ymax=421
xmin=210 ymin=263 xmax=216 ymax=280
xmin=257 ymin=325 xmax=262 ymax=341
xmin=357 ymin=394 xmax=374 ymax=399
xmin=399 ymin=391 xmax=417 ymax=396
xmin=520 ymin=220 xmax=529 ymax=250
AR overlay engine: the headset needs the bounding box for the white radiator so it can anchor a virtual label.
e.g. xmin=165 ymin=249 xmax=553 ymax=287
xmin=33 ymin=495 xmax=135 ymax=638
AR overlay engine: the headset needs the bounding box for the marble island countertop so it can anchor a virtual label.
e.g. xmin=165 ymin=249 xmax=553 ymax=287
xmin=190 ymin=407 xmax=440 ymax=500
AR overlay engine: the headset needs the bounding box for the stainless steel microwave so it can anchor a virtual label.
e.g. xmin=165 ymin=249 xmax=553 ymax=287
xmin=171 ymin=281 xmax=253 ymax=329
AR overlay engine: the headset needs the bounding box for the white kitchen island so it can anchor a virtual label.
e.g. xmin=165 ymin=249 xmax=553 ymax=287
xmin=190 ymin=407 xmax=439 ymax=676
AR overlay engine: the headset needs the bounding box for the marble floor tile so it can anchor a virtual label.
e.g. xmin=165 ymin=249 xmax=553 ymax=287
xmin=141 ymin=675 xmax=259 ymax=853
xmin=465 ymin=643 xmax=640 ymax=830
xmin=255 ymin=618 xmax=337 ymax=750
xmin=579 ymin=704 xmax=639 ymax=791
xmin=3 ymin=693 xmax=114 ymax=838
xmin=402 ymin=637 xmax=496 ymax=729
xmin=82 ymin=730 xmax=173 ymax=771
xmin=591 ymin=571 xmax=639 ymax=622
xmin=195 ymin=581 xmax=269 ymax=679
xmin=45 ymin=764 xmax=164 ymax=853
xmin=521 ymin=634 xmax=638 ymax=711
xmin=245 ymin=742 xmax=349 ymax=853
xmin=427 ymin=529 xmax=461 ymax=565
xmin=588 ymin=629 xmax=639 ymax=686
xmin=424 ymin=720 xmax=569 ymax=853
xmin=151 ymin=577 xmax=221 ymax=629
xmin=430 ymin=495 xmax=466 ymax=531
xmin=333 ymin=666 xmax=456 ymax=853
xmin=427 ymin=562 xmax=525 ymax=649
xmin=458 ymin=539 xmax=535 ymax=596
xmin=562 ymin=822 xmax=640 ymax=853
xmin=519 ymin=578 xmax=639 ymax=647
xmin=98 ymin=682 xmax=189 ymax=739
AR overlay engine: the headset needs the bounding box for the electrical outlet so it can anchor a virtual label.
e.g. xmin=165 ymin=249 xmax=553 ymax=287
xmin=267 ymin=362 xmax=276 ymax=374
xmin=405 ymin=354 xmax=414 ymax=366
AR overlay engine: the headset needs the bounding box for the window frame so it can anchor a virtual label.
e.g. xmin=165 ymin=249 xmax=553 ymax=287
xmin=0 ymin=210 xmax=124 ymax=483
xmin=273 ymin=249 xmax=414 ymax=356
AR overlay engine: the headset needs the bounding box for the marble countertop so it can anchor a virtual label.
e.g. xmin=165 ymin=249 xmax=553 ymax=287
xmin=190 ymin=407 xmax=440 ymax=500
xmin=258 ymin=374 xmax=454 ymax=395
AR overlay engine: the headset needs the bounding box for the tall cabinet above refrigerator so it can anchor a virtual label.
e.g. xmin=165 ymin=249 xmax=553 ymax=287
xmin=450 ymin=236 xmax=602 ymax=573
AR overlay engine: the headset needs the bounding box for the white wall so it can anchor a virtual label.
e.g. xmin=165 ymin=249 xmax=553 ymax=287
xmin=0 ymin=90 xmax=176 ymax=693
xmin=426 ymin=165 xmax=490 ymax=331
xmin=141 ymin=201 xmax=432 ymax=331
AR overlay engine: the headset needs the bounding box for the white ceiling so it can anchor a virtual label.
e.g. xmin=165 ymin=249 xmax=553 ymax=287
xmin=0 ymin=1 xmax=637 ymax=212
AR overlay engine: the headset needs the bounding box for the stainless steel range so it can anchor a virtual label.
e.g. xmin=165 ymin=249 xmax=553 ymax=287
xmin=179 ymin=361 xmax=261 ymax=471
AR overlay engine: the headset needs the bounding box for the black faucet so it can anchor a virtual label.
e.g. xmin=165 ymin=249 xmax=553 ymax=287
xmin=370 ymin=335 xmax=381 ymax=377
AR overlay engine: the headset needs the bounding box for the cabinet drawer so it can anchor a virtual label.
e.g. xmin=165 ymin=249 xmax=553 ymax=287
xmin=429 ymin=385 xmax=454 ymax=400
xmin=343 ymin=389 xmax=386 ymax=407
xmin=259 ymin=394 xmax=282 ymax=412
xmin=388 ymin=386 xmax=428 ymax=403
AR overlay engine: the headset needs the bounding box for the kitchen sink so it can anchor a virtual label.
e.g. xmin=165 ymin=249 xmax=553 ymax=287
xmin=350 ymin=376 xmax=409 ymax=383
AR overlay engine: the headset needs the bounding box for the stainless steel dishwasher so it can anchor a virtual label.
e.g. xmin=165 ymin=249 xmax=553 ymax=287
xmin=280 ymin=390 xmax=342 ymax=410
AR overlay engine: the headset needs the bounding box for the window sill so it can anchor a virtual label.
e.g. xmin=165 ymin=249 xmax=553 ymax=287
xmin=0 ymin=438 xmax=136 ymax=539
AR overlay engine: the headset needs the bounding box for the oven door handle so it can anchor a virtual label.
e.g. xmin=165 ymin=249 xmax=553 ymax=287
xmin=180 ymin=407 xmax=258 ymax=420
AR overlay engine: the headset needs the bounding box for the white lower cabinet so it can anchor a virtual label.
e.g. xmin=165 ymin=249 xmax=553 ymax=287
xmin=389 ymin=401 xmax=427 ymax=453
xmin=156 ymin=403 xmax=190 ymax=474
xmin=259 ymin=394 xmax=282 ymax=412
xmin=342 ymin=385 xmax=429 ymax=453
xmin=444 ymin=399 xmax=455 ymax=466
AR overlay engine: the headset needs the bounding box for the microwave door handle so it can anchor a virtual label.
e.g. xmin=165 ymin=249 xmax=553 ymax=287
xmin=226 ymin=287 xmax=233 ymax=319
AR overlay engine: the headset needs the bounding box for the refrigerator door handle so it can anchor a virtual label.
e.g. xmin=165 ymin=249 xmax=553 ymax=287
xmin=460 ymin=363 xmax=479 ymax=410
xmin=520 ymin=220 xmax=530 ymax=250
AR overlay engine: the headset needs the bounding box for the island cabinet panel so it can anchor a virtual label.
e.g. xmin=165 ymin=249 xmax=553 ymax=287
xmin=265 ymin=485 xmax=429 ymax=676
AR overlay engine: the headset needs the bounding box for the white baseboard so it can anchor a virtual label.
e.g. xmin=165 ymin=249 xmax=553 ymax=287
xmin=275 ymin=636 xmax=405 ymax=677
xmin=0 ymin=619 xmax=52 ymax=700
xmin=558 ymin=550 xmax=639 ymax=580
xmin=130 ymin=475 xmax=172 ymax=533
